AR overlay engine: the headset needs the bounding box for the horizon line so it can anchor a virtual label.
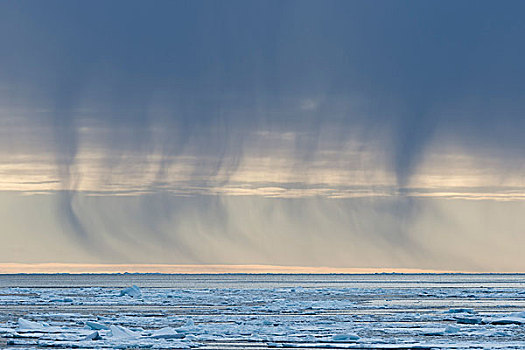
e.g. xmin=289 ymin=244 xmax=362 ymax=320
xmin=0 ymin=263 xmax=522 ymax=274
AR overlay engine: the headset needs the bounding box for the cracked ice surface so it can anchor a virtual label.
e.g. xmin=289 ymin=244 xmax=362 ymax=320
xmin=0 ymin=274 xmax=524 ymax=349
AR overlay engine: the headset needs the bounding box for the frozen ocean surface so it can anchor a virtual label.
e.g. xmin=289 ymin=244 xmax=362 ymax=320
xmin=0 ymin=273 xmax=524 ymax=349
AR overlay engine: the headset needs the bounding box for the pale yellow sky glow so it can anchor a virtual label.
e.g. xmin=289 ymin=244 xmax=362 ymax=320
xmin=0 ymin=263 xmax=467 ymax=274
xmin=0 ymin=128 xmax=523 ymax=200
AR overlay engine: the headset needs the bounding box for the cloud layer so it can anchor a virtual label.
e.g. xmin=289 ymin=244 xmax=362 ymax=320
xmin=0 ymin=1 xmax=524 ymax=268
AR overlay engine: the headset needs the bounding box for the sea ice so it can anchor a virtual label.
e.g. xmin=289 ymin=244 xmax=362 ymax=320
xmin=109 ymin=324 xmax=140 ymax=339
xmin=177 ymin=318 xmax=198 ymax=334
xmin=332 ymin=333 xmax=360 ymax=341
xmin=150 ymin=327 xmax=185 ymax=339
xmin=49 ymin=298 xmax=73 ymax=303
xmin=420 ymin=325 xmax=459 ymax=336
xmin=446 ymin=308 xmax=475 ymax=314
xmin=17 ymin=318 xmax=46 ymax=331
xmin=455 ymin=316 xmax=483 ymax=324
xmin=85 ymin=321 xmax=110 ymax=330
xmin=486 ymin=311 xmax=525 ymax=325
xmin=83 ymin=331 xmax=102 ymax=341
xmin=119 ymin=285 xmax=142 ymax=298
xmin=490 ymin=317 xmax=525 ymax=325
xmin=2 ymin=275 xmax=525 ymax=349
xmin=444 ymin=325 xmax=460 ymax=334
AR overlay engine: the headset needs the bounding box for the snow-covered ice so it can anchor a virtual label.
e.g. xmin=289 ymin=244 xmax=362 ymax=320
xmin=17 ymin=318 xmax=47 ymax=331
xmin=150 ymin=326 xmax=185 ymax=339
xmin=84 ymin=330 xmax=102 ymax=340
xmin=85 ymin=321 xmax=110 ymax=330
xmin=119 ymin=285 xmax=142 ymax=298
xmin=0 ymin=274 xmax=524 ymax=349
xmin=109 ymin=324 xmax=139 ymax=339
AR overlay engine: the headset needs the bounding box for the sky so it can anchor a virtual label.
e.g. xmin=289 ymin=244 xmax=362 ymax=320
xmin=1 ymin=0 xmax=524 ymax=272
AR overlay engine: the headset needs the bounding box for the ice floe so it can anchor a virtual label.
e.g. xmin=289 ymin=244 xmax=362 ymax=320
xmin=17 ymin=318 xmax=46 ymax=330
xmin=83 ymin=331 xmax=102 ymax=341
xmin=150 ymin=326 xmax=185 ymax=339
xmin=109 ymin=324 xmax=140 ymax=339
xmin=119 ymin=285 xmax=142 ymax=298
xmin=85 ymin=321 xmax=110 ymax=330
xmin=332 ymin=333 xmax=360 ymax=341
